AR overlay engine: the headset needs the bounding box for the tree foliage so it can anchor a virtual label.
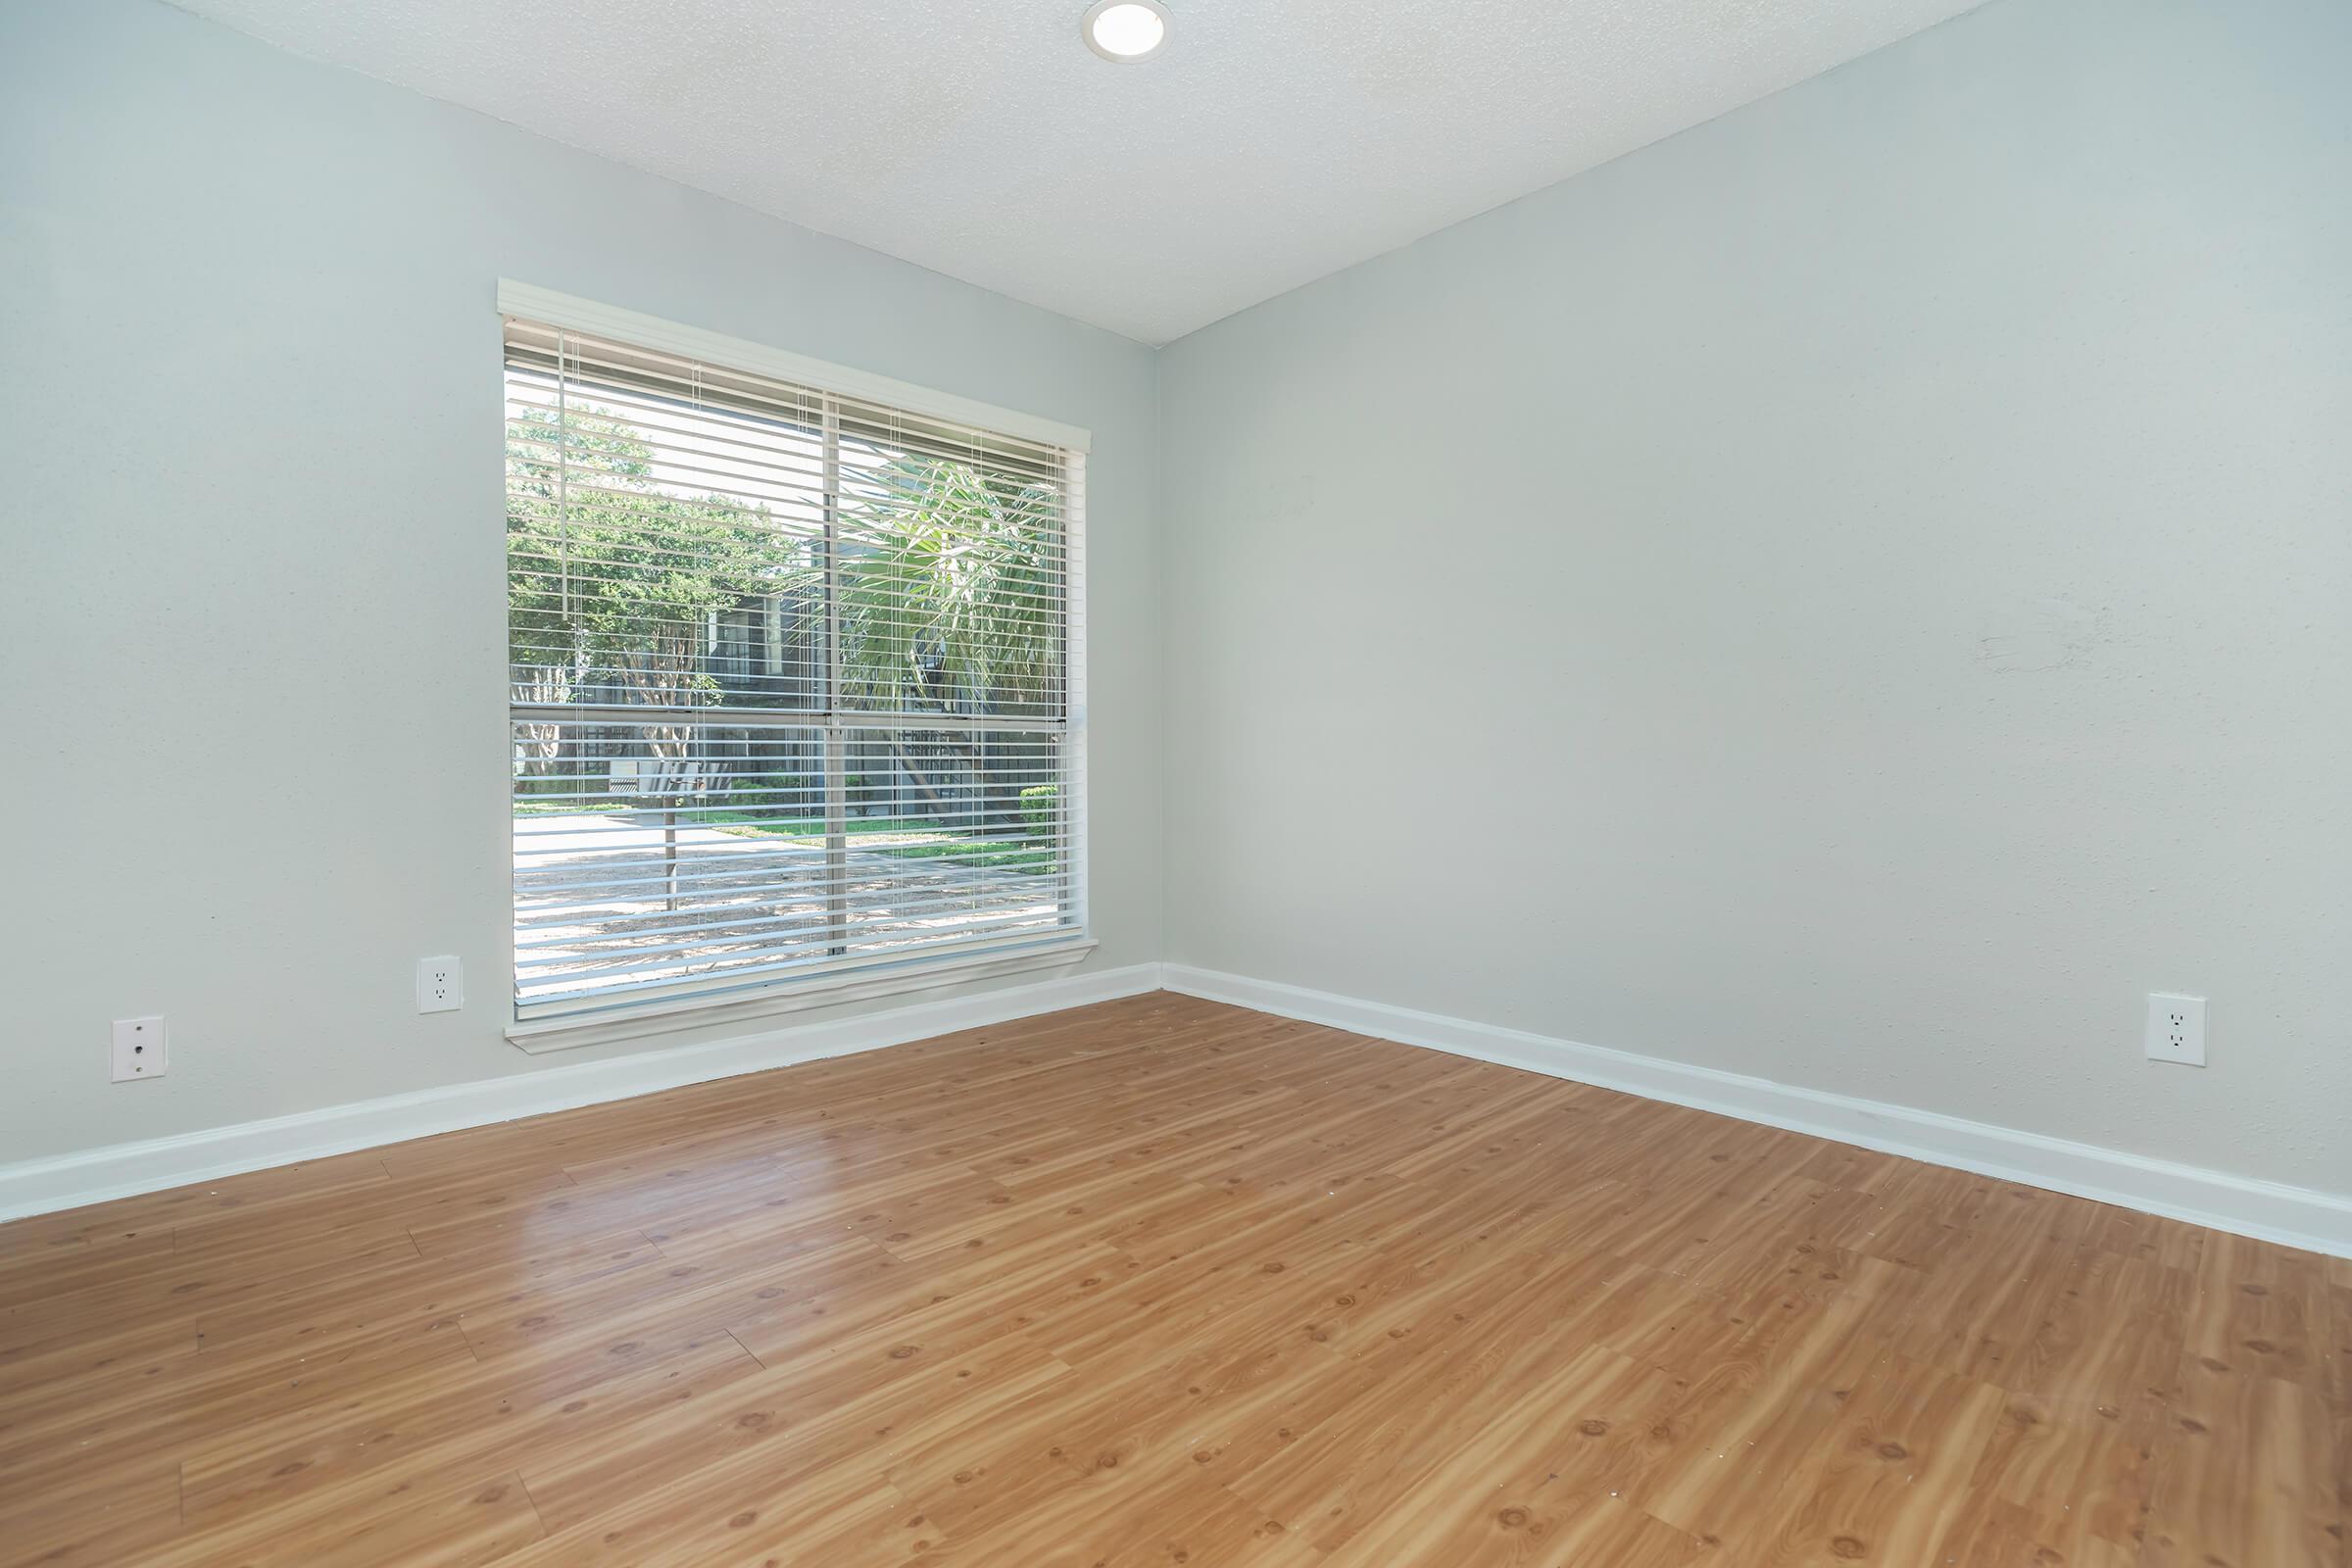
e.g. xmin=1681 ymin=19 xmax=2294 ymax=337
xmin=506 ymin=403 xmax=807 ymax=710
xmin=836 ymin=457 xmax=1064 ymax=717
xmin=507 ymin=402 xmax=1061 ymax=724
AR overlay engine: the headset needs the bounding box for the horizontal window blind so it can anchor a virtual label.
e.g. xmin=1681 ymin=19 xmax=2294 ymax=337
xmin=506 ymin=317 xmax=1082 ymax=1022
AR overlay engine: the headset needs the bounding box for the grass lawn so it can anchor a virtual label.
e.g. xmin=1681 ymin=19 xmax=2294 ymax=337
xmin=511 ymin=797 xmax=1053 ymax=873
xmin=684 ymin=808 xmax=1054 ymax=874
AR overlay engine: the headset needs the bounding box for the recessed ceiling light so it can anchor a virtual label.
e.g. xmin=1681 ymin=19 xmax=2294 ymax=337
xmin=1082 ymin=0 xmax=1170 ymax=63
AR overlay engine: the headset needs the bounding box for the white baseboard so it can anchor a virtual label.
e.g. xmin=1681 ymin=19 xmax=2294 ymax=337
xmin=12 ymin=958 xmax=2345 ymax=1260
xmin=1162 ymin=964 xmax=2352 ymax=1260
xmin=0 ymin=962 xmax=1165 ymax=1224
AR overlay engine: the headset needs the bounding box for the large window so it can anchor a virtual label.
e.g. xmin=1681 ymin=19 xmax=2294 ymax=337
xmin=504 ymin=300 xmax=1084 ymax=1026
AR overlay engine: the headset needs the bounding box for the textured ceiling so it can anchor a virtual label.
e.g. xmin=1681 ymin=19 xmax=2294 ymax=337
xmin=170 ymin=0 xmax=1984 ymax=343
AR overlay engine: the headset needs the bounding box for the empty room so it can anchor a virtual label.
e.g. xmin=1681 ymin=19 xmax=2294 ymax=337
xmin=2 ymin=0 xmax=2346 ymax=1562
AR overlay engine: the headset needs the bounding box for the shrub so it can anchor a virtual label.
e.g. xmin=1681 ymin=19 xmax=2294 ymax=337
xmin=1020 ymin=784 xmax=1059 ymax=836
xmin=728 ymin=770 xmax=813 ymax=810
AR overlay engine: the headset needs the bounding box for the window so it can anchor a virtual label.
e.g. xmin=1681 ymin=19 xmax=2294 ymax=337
xmin=504 ymin=293 xmax=1085 ymax=1027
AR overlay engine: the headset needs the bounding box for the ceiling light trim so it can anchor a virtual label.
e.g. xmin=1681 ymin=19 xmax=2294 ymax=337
xmin=1082 ymin=0 xmax=1170 ymax=64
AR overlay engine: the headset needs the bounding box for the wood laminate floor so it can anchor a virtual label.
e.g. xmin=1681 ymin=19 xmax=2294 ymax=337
xmin=1 ymin=994 xmax=2343 ymax=1566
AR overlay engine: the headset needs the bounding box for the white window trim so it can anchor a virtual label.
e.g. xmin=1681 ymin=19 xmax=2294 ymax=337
xmin=498 ymin=283 xmax=1092 ymax=1049
xmin=495 ymin=282 xmax=1092 ymax=453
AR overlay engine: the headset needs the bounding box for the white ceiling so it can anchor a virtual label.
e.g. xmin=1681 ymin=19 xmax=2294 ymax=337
xmin=172 ymin=0 xmax=1984 ymax=344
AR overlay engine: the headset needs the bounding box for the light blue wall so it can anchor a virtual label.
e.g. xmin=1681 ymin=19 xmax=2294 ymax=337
xmin=1158 ymin=0 xmax=2352 ymax=1195
xmin=0 ymin=0 xmax=1160 ymax=1159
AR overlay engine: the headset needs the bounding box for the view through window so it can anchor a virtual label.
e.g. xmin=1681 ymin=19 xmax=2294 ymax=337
xmin=505 ymin=318 xmax=1082 ymax=1022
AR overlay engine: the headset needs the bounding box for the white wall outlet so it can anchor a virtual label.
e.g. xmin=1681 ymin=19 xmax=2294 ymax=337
xmin=416 ymin=956 xmax=464 ymax=1013
xmin=2144 ymin=992 xmax=2206 ymax=1066
xmin=112 ymin=1016 xmax=167 ymax=1081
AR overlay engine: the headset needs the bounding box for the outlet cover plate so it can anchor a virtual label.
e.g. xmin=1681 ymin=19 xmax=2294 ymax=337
xmin=112 ymin=1016 xmax=167 ymax=1081
xmin=2144 ymin=992 xmax=2206 ymax=1067
xmin=416 ymin=956 xmax=465 ymax=1013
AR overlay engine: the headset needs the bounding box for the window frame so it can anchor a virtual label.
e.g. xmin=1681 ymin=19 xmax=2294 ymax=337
xmin=497 ymin=282 xmax=1092 ymax=1049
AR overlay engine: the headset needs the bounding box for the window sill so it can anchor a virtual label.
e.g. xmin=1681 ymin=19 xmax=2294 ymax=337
xmin=505 ymin=936 xmax=1099 ymax=1054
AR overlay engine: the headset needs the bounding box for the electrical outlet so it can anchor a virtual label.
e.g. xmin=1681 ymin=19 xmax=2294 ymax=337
xmin=112 ymin=1016 xmax=167 ymax=1081
xmin=2144 ymin=993 xmax=2206 ymax=1067
xmin=416 ymin=956 xmax=464 ymax=1013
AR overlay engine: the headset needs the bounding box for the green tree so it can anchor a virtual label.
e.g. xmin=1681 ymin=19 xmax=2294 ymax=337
xmin=506 ymin=403 xmax=809 ymax=742
xmin=507 ymin=400 xmax=817 ymax=907
xmin=835 ymin=456 xmax=1063 ymax=716
xmin=507 ymin=400 xmax=1063 ymax=834
xmin=834 ymin=456 xmax=1065 ymax=824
